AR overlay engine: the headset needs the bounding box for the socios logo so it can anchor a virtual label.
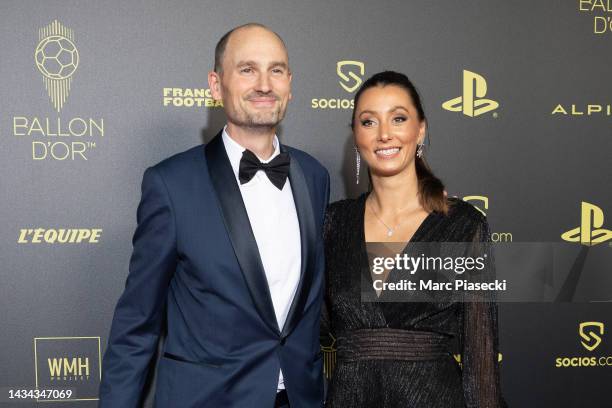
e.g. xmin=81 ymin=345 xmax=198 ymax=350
xmin=311 ymin=60 xmax=365 ymax=110
xmin=554 ymin=321 xmax=612 ymax=368
xmin=442 ymin=70 xmax=499 ymax=117
xmin=561 ymin=201 xmax=612 ymax=246
xmin=463 ymin=195 xmax=488 ymax=217
xmin=337 ymin=61 xmax=365 ymax=93
xmin=35 ymin=20 xmax=79 ymax=113
xmin=461 ymin=195 xmax=513 ymax=242
xmin=580 ymin=321 xmax=604 ymax=352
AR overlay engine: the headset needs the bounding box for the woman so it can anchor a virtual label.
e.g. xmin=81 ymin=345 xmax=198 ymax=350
xmin=323 ymin=71 xmax=506 ymax=407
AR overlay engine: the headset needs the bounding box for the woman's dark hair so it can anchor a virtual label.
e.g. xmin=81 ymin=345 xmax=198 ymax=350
xmin=352 ymin=71 xmax=448 ymax=214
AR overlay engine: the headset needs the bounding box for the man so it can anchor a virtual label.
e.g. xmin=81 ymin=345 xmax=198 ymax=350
xmin=99 ymin=23 xmax=329 ymax=408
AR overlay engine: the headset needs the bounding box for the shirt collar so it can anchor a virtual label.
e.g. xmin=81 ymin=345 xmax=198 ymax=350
xmin=221 ymin=125 xmax=280 ymax=181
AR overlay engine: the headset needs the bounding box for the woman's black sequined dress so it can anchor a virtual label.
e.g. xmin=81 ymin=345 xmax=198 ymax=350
xmin=323 ymin=194 xmax=506 ymax=407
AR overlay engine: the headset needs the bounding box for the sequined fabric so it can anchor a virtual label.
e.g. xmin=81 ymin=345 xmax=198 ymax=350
xmin=322 ymin=194 xmax=506 ymax=407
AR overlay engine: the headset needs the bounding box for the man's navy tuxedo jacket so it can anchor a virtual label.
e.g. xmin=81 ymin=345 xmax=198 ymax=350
xmin=99 ymin=132 xmax=329 ymax=407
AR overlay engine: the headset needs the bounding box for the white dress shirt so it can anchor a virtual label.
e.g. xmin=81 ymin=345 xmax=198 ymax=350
xmin=222 ymin=127 xmax=301 ymax=391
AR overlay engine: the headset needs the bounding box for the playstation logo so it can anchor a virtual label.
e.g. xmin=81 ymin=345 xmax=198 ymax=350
xmin=561 ymin=202 xmax=612 ymax=246
xmin=442 ymin=70 xmax=499 ymax=117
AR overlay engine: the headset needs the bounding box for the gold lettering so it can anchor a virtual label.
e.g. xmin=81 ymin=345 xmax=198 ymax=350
xmin=587 ymin=105 xmax=602 ymax=114
xmin=571 ymin=105 xmax=584 ymax=115
xmin=48 ymin=358 xmax=63 ymax=377
xmin=13 ymin=117 xmax=28 ymax=135
xmin=593 ymin=0 xmax=606 ymax=11
xmin=17 ymin=229 xmax=29 ymax=243
xmin=76 ymin=229 xmax=92 ymax=242
xmin=594 ymin=16 xmax=608 ymax=33
xmin=29 ymin=118 xmax=44 ymax=136
xmin=579 ymin=0 xmax=593 ymax=11
xmin=55 ymin=118 xmax=69 ymax=137
xmin=45 ymin=118 xmax=57 ymax=136
xmin=90 ymin=229 xmax=103 ymax=243
xmin=32 ymin=228 xmax=44 ymax=243
xmin=552 ymin=104 xmax=568 ymax=115
xmin=69 ymin=118 xmax=87 ymax=136
xmin=78 ymin=358 xmax=90 ymax=376
xmin=43 ymin=229 xmax=58 ymax=243
xmin=90 ymin=118 xmax=104 ymax=136
xmin=64 ymin=358 xmax=77 ymax=376
xmin=71 ymin=142 xmax=87 ymax=160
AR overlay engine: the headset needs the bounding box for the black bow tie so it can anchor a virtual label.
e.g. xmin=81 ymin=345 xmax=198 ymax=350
xmin=238 ymin=149 xmax=290 ymax=190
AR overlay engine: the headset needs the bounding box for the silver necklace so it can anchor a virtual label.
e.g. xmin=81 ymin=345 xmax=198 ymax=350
xmin=367 ymin=197 xmax=407 ymax=237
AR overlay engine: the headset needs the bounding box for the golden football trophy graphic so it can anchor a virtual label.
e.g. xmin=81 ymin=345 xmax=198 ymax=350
xmin=35 ymin=20 xmax=79 ymax=113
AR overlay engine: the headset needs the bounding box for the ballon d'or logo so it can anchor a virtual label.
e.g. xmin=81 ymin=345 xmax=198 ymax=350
xmin=35 ymin=20 xmax=79 ymax=112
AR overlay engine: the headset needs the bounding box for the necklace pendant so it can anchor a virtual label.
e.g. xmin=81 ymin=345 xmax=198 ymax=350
xmin=387 ymin=229 xmax=393 ymax=237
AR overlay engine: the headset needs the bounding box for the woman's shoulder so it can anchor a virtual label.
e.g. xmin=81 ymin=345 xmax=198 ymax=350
xmin=325 ymin=194 xmax=366 ymax=229
xmin=442 ymin=197 xmax=491 ymax=238
xmin=446 ymin=197 xmax=484 ymax=220
xmin=328 ymin=193 xmax=366 ymax=214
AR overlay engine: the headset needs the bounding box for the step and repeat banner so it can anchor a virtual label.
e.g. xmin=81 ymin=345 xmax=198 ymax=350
xmin=1 ymin=1 xmax=611 ymax=407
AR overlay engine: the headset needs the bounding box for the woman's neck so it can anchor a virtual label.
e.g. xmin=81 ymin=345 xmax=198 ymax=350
xmin=369 ymin=164 xmax=422 ymax=215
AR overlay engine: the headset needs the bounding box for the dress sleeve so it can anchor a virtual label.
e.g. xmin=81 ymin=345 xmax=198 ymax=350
xmin=320 ymin=204 xmax=337 ymax=379
xmin=460 ymin=215 xmax=507 ymax=408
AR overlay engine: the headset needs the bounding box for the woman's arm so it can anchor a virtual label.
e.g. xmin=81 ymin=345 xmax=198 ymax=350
xmin=460 ymin=215 xmax=507 ymax=408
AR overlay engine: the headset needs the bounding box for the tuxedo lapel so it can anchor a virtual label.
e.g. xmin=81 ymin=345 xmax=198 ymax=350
xmin=280 ymin=146 xmax=316 ymax=339
xmin=205 ymin=132 xmax=280 ymax=335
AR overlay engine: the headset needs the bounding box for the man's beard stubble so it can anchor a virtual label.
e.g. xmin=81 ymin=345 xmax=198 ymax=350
xmin=231 ymin=91 xmax=286 ymax=131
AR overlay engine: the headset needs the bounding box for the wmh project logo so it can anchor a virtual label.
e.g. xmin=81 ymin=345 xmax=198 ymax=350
xmin=442 ymin=70 xmax=499 ymax=117
xmin=554 ymin=322 xmax=611 ymax=368
xmin=311 ymin=60 xmax=364 ymax=110
xmin=34 ymin=336 xmax=101 ymax=401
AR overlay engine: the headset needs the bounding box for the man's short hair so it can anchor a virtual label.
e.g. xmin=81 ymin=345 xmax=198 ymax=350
xmin=213 ymin=23 xmax=288 ymax=73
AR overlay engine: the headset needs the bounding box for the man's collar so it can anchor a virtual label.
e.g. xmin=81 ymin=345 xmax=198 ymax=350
xmin=221 ymin=125 xmax=280 ymax=181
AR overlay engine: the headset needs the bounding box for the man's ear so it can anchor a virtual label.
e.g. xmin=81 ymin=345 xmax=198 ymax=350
xmin=208 ymin=71 xmax=222 ymax=101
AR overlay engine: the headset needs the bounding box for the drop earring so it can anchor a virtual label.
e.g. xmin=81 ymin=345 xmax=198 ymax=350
xmin=354 ymin=146 xmax=361 ymax=184
xmin=416 ymin=143 xmax=424 ymax=158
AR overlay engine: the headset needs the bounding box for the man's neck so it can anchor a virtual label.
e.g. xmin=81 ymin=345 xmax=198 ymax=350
xmin=225 ymin=123 xmax=276 ymax=160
